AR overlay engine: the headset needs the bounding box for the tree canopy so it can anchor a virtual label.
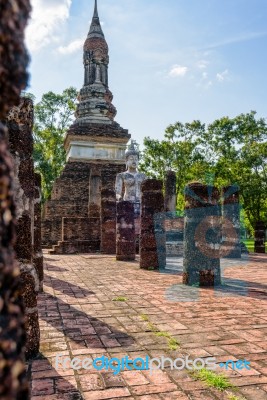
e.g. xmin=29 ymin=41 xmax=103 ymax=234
xmin=140 ymin=111 xmax=267 ymax=233
xmin=32 ymin=87 xmax=78 ymax=201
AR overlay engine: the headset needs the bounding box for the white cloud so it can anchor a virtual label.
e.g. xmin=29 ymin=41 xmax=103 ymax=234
xmin=197 ymin=60 xmax=209 ymax=69
xmin=58 ymin=38 xmax=84 ymax=55
xmin=197 ymin=71 xmax=212 ymax=89
xmin=216 ymin=69 xmax=229 ymax=82
xmin=169 ymin=65 xmax=188 ymax=77
xmin=26 ymin=0 xmax=72 ymax=52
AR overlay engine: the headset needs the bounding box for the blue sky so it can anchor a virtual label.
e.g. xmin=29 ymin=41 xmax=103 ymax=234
xmin=26 ymin=0 xmax=267 ymax=144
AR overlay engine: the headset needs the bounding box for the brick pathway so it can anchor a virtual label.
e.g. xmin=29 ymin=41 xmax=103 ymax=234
xmin=29 ymin=252 xmax=267 ymax=400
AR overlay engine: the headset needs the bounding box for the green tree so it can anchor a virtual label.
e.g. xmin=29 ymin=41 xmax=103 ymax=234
xmin=140 ymin=112 xmax=267 ymax=239
xmin=33 ymin=87 xmax=78 ymax=201
xmin=207 ymin=111 xmax=267 ymax=231
xmin=139 ymin=120 xmax=210 ymax=206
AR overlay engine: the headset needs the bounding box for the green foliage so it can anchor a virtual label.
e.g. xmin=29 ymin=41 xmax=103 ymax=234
xmin=192 ymin=368 xmax=234 ymax=391
xmin=227 ymin=394 xmax=245 ymax=400
xmin=140 ymin=314 xmax=149 ymax=321
xmin=32 ymin=87 xmax=78 ymax=201
xmin=140 ymin=314 xmax=180 ymax=350
xmin=112 ymin=296 xmax=128 ymax=302
xmin=140 ymin=111 xmax=267 ymax=231
xmin=207 ymin=111 xmax=267 ymax=228
xmin=139 ymin=120 xmax=209 ymax=197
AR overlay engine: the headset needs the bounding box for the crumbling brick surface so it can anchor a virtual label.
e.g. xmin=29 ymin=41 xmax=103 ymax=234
xmin=43 ymin=160 xmax=125 ymax=253
xmin=183 ymin=183 xmax=221 ymax=286
xmin=140 ymin=179 xmax=165 ymax=270
xmin=101 ymin=188 xmax=116 ymax=254
xmin=222 ymin=185 xmax=241 ymax=258
xmin=7 ymin=98 xmax=40 ymax=360
xmin=116 ymin=201 xmax=135 ymax=261
xmin=164 ymin=170 xmax=176 ymax=212
xmin=34 ymin=173 xmax=44 ymax=291
xmin=0 ymin=0 xmax=31 ymax=120
xmin=0 ymin=0 xmax=31 ymax=398
xmin=0 ymin=123 xmax=29 ymax=399
xmin=66 ymin=121 xmax=130 ymax=141
xmin=255 ymin=221 xmax=266 ymax=253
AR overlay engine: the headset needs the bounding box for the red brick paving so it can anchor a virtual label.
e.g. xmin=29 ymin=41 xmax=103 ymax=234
xmin=29 ymin=253 xmax=267 ymax=399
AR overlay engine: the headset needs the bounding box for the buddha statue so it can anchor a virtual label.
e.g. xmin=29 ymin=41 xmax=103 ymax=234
xmin=115 ymin=140 xmax=147 ymax=215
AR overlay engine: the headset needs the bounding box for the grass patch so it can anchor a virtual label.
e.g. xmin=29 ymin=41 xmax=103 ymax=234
xmin=112 ymin=296 xmax=128 ymax=302
xmin=192 ymin=368 xmax=234 ymax=391
xmin=168 ymin=337 xmax=180 ymax=351
xmin=148 ymin=322 xmax=160 ymax=333
xmin=155 ymin=331 xmax=170 ymax=338
xmin=140 ymin=314 xmax=180 ymax=350
xmin=227 ymin=395 xmax=244 ymax=400
xmin=140 ymin=314 xmax=149 ymax=321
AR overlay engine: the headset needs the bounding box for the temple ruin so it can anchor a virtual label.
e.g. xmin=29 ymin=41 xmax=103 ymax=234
xmin=42 ymin=0 xmax=131 ymax=253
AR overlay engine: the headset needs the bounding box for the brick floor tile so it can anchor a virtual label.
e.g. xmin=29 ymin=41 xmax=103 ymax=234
xmin=79 ymin=373 xmax=105 ymax=391
xmin=240 ymin=386 xmax=267 ymax=399
xmin=180 ymin=390 xmax=217 ymax=400
xmin=31 ymin=379 xmax=55 ymax=396
xmin=131 ymin=383 xmax=178 ymax=396
xmin=83 ymin=387 xmax=131 ymax=399
xmin=29 ymin=253 xmax=267 ymax=400
xmin=121 ymin=371 xmax=150 ymax=386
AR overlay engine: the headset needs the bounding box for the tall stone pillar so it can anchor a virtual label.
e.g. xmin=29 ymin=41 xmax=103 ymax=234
xmin=0 ymin=0 xmax=31 ymax=398
xmin=34 ymin=173 xmax=44 ymax=291
xmin=140 ymin=179 xmax=166 ymax=270
xmin=183 ymin=183 xmax=221 ymax=286
xmin=101 ymin=188 xmax=116 ymax=254
xmin=116 ymin=201 xmax=135 ymax=261
xmin=164 ymin=170 xmax=176 ymax=212
xmin=254 ymin=221 xmax=266 ymax=253
xmin=7 ymin=98 xmax=40 ymax=359
xmin=89 ymin=167 xmax=101 ymax=217
xmin=221 ymin=185 xmax=241 ymax=258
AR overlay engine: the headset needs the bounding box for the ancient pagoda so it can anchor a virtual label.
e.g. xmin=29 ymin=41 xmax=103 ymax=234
xmin=42 ymin=0 xmax=131 ymax=253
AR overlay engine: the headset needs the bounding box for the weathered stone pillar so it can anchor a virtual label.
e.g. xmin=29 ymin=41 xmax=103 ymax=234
xmin=254 ymin=221 xmax=266 ymax=253
xmin=89 ymin=167 xmax=101 ymax=217
xmin=221 ymin=185 xmax=241 ymax=258
xmin=0 ymin=0 xmax=31 ymax=398
xmin=164 ymin=170 xmax=176 ymax=212
xmin=101 ymin=188 xmax=116 ymax=254
xmin=183 ymin=182 xmax=221 ymax=286
xmin=34 ymin=173 xmax=44 ymax=291
xmin=7 ymin=98 xmax=40 ymax=360
xmin=140 ymin=179 xmax=166 ymax=270
xmin=116 ymin=201 xmax=135 ymax=261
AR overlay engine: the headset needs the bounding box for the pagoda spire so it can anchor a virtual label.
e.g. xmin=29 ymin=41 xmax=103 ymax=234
xmin=88 ymin=0 xmax=104 ymax=39
xmin=93 ymin=0 xmax=98 ymax=19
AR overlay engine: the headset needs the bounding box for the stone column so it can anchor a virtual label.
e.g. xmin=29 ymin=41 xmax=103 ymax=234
xmin=140 ymin=179 xmax=166 ymax=270
xmin=254 ymin=221 xmax=266 ymax=253
xmin=221 ymin=185 xmax=241 ymax=258
xmin=7 ymin=98 xmax=40 ymax=359
xmin=183 ymin=182 xmax=221 ymax=286
xmin=0 ymin=0 xmax=31 ymax=397
xmin=116 ymin=201 xmax=135 ymax=261
xmin=89 ymin=167 xmax=101 ymax=217
xmin=164 ymin=170 xmax=176 ymax=212
xmin=101 ymin=188 xmax=116 ymax=254
xmin=34 ymin=173 xmax=44 ymax=291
